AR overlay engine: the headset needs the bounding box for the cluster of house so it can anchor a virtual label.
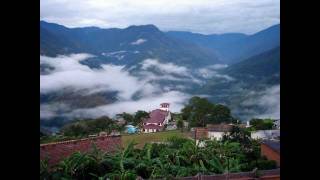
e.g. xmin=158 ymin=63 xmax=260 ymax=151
xmin=192 ymin=119 xmax=280 ymax=168
xmin=115 ymin=103 xmax=173 ymax=134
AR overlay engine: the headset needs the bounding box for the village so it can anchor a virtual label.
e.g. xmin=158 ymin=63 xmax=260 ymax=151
xmin=41 ymin=101 xmax=280 ymax=179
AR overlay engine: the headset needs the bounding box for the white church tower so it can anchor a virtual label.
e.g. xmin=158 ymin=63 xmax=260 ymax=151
xmin=159 ymin=103 xmax=170 ymax=111
xmin=246 ymin=120 xmax=251 ymax=128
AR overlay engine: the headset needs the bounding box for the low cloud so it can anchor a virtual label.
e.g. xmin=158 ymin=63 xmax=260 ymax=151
xmin=197 ymin=64 xmax=234 ymax=81
xmin=65 ymin=91 xmax=190 ymax=119
xmin=140 ymin=59 xmax=202 ymax=84
xmin=40 ymin=54 xmax=200 ymax=120
xmin=40 ymin=103 xmax=71 ymax=120
xmin=40 ymin=54 xmax=248 ymax=121
xmin=141 ymin=59 xmax=189 ymax=76
xmin=40 ymin=54 xmax=156 ymax=100
xmin=131 ymin=38 xmax=147 ymax=45
xmin=241 ymin=85 xmax=280 ymax=119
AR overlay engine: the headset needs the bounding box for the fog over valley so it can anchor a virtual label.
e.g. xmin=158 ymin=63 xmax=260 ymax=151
xmin=40 ymin=51 xmax=279 ymax=129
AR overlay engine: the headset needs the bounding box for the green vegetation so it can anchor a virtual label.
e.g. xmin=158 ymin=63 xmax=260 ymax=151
xmin=176 ymin=119 xmax=184 ymax=132
xmin=249 ymin=118 xmax=275 ymax=131
xmin=40 ymin=135 xmax=79 ymax=144
xmin=41 ymin=110 xmax=150 ymax=144
xmin=122 ymin=130 xmax=188 ymax=149
xmin=41 ymin=133 xmax=276 ymax=180
xmin=60 ymin=116 xmax=123 ymax=137
xmin=181 ymin=96 xmax=236 ymax=127
xmin=40 ymin=97 xmax=278 ymax=179
xmin=116 ymin=110 xmax=149 ymax=127
xmin=41 ymin=117 xmax=121 ymax=144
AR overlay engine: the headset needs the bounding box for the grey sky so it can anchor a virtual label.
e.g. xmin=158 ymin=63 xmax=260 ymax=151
xmin=40 ymin=0 xmax=279 ymax=35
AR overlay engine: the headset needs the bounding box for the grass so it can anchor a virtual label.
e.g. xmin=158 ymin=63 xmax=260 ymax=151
xmin=121 ymin=130 xmax=190 ymax=148
xmin=40 ymin=130 xmax=191 ymax=148
xmin=40 ymin=135 xmax=84 ymax=144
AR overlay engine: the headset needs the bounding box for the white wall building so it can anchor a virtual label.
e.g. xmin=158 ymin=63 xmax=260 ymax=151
xmin=208 ymin=131 xmax=230 ymax=141
xmin=207 ymin=124 xmax=233 ymax=141
xmin=251 ymin=130 xmax=280 ymax=140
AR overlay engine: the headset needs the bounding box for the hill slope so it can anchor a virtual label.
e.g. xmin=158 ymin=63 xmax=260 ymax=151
xmin=166 ymin=24 xmax=280 ymax=64
xmin=40 ymin=21 xmax=221 ymax=68
xmin=199 ymin=47 xmax=280 ymax=119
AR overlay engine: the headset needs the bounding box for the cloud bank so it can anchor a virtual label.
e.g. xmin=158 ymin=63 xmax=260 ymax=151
xmin=40 ymin=0 xmax=279 ymax=34
xmin=66 ymin=91 xmax=190 ymax=119
xmin=131 ymin=38 xmax=147 ymax=45
xmin=40 ymin=54 xmax=150 ymax=100
xmin=241 ymin=85 xmax=280 ymax=119
xmin=40 ymin=54 xmax=196 ymax=120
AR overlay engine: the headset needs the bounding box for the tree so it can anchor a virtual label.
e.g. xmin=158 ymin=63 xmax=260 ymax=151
xmin=134 ymin=110 xmax=149 ymax=126
xmin=176 ymin=119 xmax=184 ymax=132
xmin=250 ymin=119 xmax=274 ymax=130
xmin=60 ymin=116 xmax=116 ymax=137
xmin=117 ymin=112 xmax=135 ymax=124
xmin=181 ymin=96 xmax=234 ymax=127
xmin=208 ymin=104 xmax=233 ymax=124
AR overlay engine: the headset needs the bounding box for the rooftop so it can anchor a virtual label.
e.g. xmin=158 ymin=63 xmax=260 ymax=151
xmin=262 ymin=140 xmax=280 ymax=153
xmin=207 ymin=124 xmax=233 ymax=132
xmin=144 ymin=109 xmax=169 ymax=124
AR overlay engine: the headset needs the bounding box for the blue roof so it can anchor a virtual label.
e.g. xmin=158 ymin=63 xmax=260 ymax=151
xmin=126 ymin=126 xmax=137 ymax=133
xmin=263 ymin=140 xmax=280 ymax=153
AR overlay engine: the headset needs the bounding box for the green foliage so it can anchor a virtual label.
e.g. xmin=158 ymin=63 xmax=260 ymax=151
xmin=40 ymin=159 xmax=50 ymax=180
xmin=181 ymin=96 xmax=234 ymax=127
xmin=176 ymin=119 xmax=184 ymax=131
xmin=117 ymin=110 xmax=149 ymax=127
xmin=250 ymin=118 xmax=274 ymax=130
xmin=42 ymin=136 xmax=277 ymax=179
xmin=133 ymin=110 xmax=149 ymax=127
xmin=60 ymin=116 xmax=119 ymax=137
xmin=117 ymin=112 xmax=134 ymax=123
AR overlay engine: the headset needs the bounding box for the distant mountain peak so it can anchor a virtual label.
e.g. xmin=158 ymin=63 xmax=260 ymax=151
xmin=125 ymin=24 xmax=160 ymax=32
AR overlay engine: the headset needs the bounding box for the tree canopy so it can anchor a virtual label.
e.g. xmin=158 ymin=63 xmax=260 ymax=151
xmin=249 ymin=118 xmax=274 ymax=130
xmin=181 ymin=96 xmax=235 ymax=127
xmin=117 ymin=110 xmax=149 ymax=126
xmin=60 ymin=116 xmax=120 ymax=137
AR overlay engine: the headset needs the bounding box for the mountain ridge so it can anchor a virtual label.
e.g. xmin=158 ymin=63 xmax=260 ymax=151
xmin=40 ymin=21 xmax=222 ymax=67
xmin=166 ymin=24 xmax=280 ymax=64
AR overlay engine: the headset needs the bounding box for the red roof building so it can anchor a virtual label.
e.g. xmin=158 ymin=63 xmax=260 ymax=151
xmin=143 ymin=103 xmax=171 ymax=133
xmin=261 ymin=140 xmax=280 ymax=167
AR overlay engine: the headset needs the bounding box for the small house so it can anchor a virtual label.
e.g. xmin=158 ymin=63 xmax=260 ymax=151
xmin=207 ymin=123 xmax=233 ymax=140
xmin=125 ymin=125 xmax=137 ymax=134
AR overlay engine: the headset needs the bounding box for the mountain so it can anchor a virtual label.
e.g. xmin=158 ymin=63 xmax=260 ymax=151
xmin=40 ymin=21 xmax=221 ymax=68
xmin=166 ymin=24 xmax=280 ymax=64
xmin=223 ymin=46 xmax=280 ymax=83
xmin=199 ymin=46 xmax=280 ymax=119
xmin=40 ymin=21 xmax=280 ymax=126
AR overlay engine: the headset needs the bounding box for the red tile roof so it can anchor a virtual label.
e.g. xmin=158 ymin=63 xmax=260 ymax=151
xmin=206 ymin=124 xmax=233 ymax=132
xmin=40 ymin=135 xmax=121 ymax=166
xmin=144 ymin=109 xmax=168 ymax=124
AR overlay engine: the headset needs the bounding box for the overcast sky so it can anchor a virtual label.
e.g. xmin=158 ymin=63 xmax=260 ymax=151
xmin=40 ymin=0 xmax=279 ymax=35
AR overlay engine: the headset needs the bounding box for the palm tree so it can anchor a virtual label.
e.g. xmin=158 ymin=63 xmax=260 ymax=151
xmin=56 ymin=152 xmax=95 ymax=179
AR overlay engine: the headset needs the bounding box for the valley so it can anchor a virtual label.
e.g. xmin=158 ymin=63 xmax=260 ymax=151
xmin=40 ymin=21 xmax=280 ymax=130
